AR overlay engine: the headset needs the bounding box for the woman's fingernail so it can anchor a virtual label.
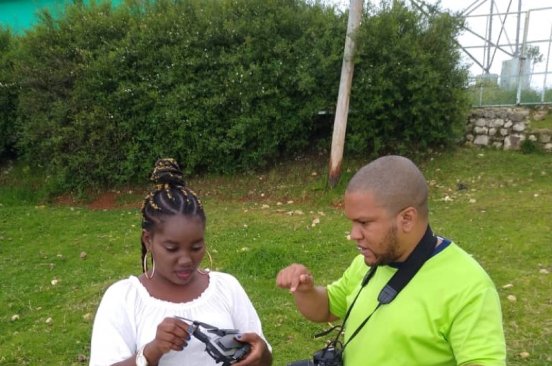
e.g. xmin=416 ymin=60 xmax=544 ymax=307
xmin=235 ymin=334 xmax=242 ymax=340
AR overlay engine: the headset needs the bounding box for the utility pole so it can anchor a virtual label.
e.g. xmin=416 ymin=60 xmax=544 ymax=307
xmin=328 ymin=0 xmax=363 ymax=188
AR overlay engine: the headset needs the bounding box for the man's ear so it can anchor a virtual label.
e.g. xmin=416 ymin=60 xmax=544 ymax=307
xmin=142 ymin=230 xmax=153 ymax=250
xmin=397 ymin=207 xmax=417 ymax=233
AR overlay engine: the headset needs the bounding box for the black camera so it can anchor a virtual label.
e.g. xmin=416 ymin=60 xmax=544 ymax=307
xmin=287 ymin=345 xmax=343 ymax=366
xmin=287 ymin=323 xmax=344 ymax=366
xmin=175 ymin=317 xmax=250 ymax=366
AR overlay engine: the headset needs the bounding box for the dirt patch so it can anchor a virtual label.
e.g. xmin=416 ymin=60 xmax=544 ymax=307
xmin=88 ymin=191 xmax=118 ymax=210
xmin=53 ymin=187 xmax=144 ymax=210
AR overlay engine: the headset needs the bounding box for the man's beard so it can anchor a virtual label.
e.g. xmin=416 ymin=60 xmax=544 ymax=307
xmin=375 ymin=224 xmax=401 ymax=265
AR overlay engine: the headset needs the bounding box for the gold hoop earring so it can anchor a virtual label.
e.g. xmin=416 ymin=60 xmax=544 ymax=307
xmin=143 ymin=250 xmax=155 ymax=279
xmin=198 ymin=249 xmax=213 ymax=275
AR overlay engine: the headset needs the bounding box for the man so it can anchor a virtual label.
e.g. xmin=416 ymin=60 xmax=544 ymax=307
xmin=276 ymin=155 xmax=506 ymax=366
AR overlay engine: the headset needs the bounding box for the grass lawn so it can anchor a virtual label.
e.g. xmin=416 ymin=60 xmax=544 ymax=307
xmin=0 ymin=147 xmax=550 ymax=365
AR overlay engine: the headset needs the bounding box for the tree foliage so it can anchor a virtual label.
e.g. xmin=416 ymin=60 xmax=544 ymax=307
xmin=11 ymin=0 xmax=344 ymax=190
xmin=0 ymin=27 xmax=18 ymax=160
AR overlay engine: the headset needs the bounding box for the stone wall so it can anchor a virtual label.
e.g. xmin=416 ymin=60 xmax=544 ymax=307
xmin=465 ymin=107 xmax=552 ymax=152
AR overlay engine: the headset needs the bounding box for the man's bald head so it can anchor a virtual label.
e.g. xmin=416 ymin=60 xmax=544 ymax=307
xmin=346 ymin=155 xmax=429 ymax=219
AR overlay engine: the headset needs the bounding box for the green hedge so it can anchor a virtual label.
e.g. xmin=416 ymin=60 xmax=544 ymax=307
xmin=12 ymin=0 xmax=345 ymax=190
xmin=0 ymin=27 xmax=18 ymax=159
xmin=348 ymin=2 xmax=469 ymax=155
xmin=2 ymin=0 xmax=469 ymax=191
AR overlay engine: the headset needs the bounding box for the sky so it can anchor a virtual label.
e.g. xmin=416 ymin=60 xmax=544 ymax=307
xmin=438 ymin=0 xmax=552 ymax=82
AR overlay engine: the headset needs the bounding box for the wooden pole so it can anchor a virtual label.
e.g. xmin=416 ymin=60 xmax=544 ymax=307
xmin=328 ymin=0 xmax=363 ymax=188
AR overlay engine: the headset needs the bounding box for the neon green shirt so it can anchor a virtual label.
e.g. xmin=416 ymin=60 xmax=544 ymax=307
xmin=327 ymin=242 xmax=506 ymax=366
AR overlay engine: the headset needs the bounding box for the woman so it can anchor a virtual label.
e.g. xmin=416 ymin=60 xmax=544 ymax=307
xmin=89 ymin=158 xmax=272 ymax=366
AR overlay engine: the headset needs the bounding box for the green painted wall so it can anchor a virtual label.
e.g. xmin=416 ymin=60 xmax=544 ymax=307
xmin=0 ymin=0 xmax=121 ymax=33
xmin=0 ymin=0 xmax=74 ymax=32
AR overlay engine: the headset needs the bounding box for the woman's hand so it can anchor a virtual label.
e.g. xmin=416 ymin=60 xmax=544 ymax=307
xmin=233 ymin=332 xmax=272 ymax=366
xmin=143 ymin=317 xmax=190 ymax=365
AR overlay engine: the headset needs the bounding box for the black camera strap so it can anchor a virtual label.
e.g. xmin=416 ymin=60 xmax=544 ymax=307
xmin=338 ymin=225 xmax=437 ymax=350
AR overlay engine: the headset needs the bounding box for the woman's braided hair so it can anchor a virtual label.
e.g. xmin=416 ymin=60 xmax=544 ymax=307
xmin=140 ymin=158 xmax=205 ymax=263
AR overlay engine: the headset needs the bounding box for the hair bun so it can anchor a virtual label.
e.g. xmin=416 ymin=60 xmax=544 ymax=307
xmin=150 ymin=158 xmax=186 ymax=187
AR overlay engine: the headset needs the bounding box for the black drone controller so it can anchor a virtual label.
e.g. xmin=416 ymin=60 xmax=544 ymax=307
xmin=175 ymin=316 xmax=251 ymax=365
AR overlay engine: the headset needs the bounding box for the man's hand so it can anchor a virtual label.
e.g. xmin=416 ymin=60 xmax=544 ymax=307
xmin=276 ymin=264 xmax=336 ymax=323
xmin=276 ymin=263 xmax=315 ymax=293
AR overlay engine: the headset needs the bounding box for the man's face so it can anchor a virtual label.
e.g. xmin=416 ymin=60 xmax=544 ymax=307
xmin=344 ymin=191 xmax=401 ymax=266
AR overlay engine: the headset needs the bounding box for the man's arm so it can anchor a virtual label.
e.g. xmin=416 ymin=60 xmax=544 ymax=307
xmin=276 ymin=264 xmax=338 ymax=322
